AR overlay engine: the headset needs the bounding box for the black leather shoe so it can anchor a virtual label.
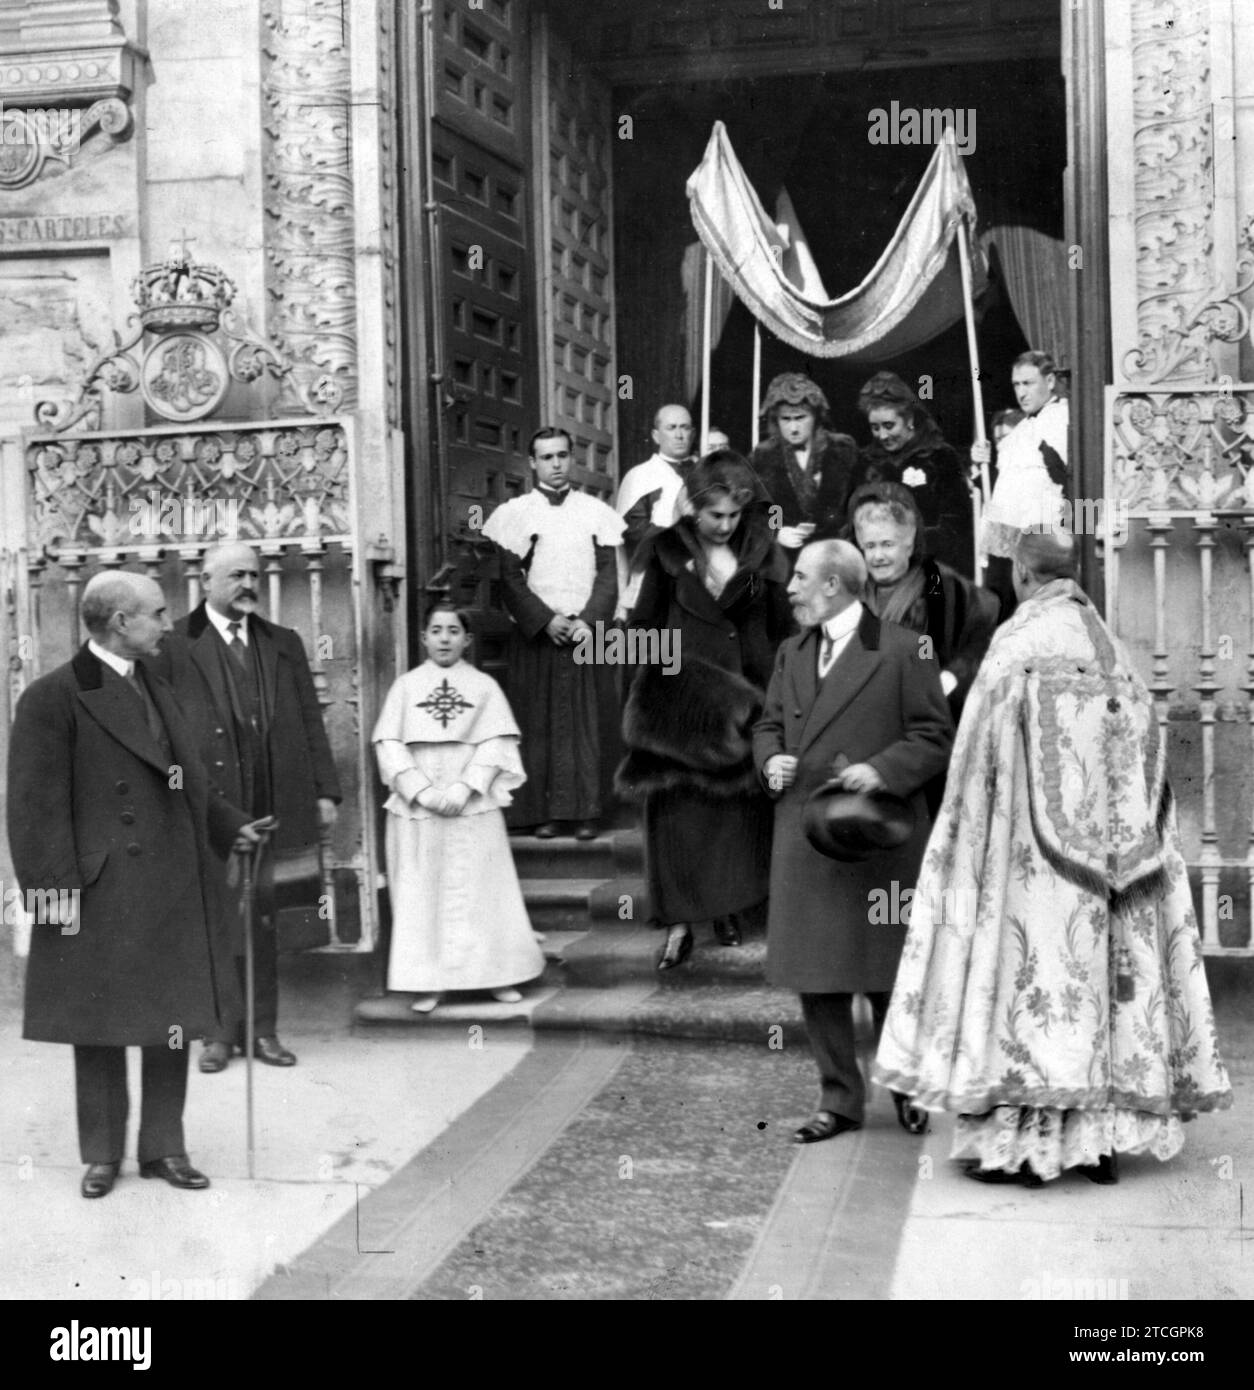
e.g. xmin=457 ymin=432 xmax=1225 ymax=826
xmin=892 ymin=1090 xmax=929 ymax=1135
xmin=1078 ymin=1152 xmax=1119 ymax=1185
xmin=793 ymin=1111 xmax=861 ymax=1144
xmin=199 ymin=1041 xmax=231 ymax=1074
xmin=139 ymin=1155 xmax=210 ymax=1190
xmin=712 ymin=915 xmax=742 ymax=947
xmin=573 ymin=821 xmax=598 ymax=841
xmin=254 ymin=1036 xmax=297 ymax=1067
xmin=656 ymin=925 xmax=693 ymax=971
xmin=81 ymin=1162 xmax=119 ymax=1199
xmin=534 ymin=822 xmax=559 ymax=839
xmin=964 ymin=1161 xmax=1045 ymax=1189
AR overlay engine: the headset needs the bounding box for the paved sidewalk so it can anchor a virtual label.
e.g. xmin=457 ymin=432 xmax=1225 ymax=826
xmin=0 ymin=954 xmax=534 ymax=1300
xmin=2 ymin=947 xmax=1249 ymax=1301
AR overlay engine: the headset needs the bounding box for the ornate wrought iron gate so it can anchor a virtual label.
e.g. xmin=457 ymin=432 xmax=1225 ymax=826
xmin=1106 ymin=383 xmax=1254 ymax=954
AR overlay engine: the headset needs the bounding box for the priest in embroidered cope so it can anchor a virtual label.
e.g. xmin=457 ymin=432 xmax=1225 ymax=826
xmin=482 ymin=427 xmax=626 ymax=837
xmin=874 ymin=531 xmax=1232 ymax=1184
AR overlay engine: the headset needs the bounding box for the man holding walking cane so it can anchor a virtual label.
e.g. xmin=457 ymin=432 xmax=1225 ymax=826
xmin=152 ymin=542 xmax=342 ymax=1074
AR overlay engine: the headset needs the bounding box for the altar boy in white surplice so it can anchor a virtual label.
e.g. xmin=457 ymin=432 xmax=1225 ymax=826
xmin=372 ymin=603 xmax=544 ymax=1014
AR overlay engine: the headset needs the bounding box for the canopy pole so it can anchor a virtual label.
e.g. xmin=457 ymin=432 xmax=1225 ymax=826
xmin=751 ymin=322 xmax=762 ymax=449
xmin=956 ymin=211 xmax=989 ymax=576
xmin=701 ymin=247 xmax=713 ymax=453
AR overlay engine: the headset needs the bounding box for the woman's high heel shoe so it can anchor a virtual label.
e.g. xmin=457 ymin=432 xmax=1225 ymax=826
xmin=712 ymin=914 xmax=742 ymax=947
xmin=657 ymin=925 xmax=693 ymax=971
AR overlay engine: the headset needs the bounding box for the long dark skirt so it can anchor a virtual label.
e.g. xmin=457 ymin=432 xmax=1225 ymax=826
xmin=643 ymin=785 xmax=773 ymax=924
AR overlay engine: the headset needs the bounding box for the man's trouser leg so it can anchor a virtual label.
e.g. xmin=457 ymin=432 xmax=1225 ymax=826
xmin=799 ymin=991 xmax=891 ymax=1123
xmin=74 ymin=1045 xmax=127 ymax=1164
xmin=136 ymin=1044 xmax=189 ymax=1163
xmin=208 ymin=913 xmax=279 ymax=1045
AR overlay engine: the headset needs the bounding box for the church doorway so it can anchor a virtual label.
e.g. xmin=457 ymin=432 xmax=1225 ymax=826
xmin=612 ymin=55 xmax=1067 ymax=479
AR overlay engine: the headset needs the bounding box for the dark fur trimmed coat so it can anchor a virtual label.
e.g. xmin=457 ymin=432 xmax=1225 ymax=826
xmin=615 ymin=512 xmax=793 ymax=801
xmin=615 ymin=514 xmax=794 ymax=923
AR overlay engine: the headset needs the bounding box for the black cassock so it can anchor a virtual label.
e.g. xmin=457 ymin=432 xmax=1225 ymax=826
xmin=494 ymin=487 xmax=618 ymax=827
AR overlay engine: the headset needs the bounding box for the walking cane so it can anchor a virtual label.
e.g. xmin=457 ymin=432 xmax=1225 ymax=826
xmin=236 ymin=816 xmax=276 ymax=1180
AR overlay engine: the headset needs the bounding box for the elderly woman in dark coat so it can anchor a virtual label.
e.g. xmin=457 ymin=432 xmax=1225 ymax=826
xmin=848 ymin=480 xmax=999 ymax=814
xmin=853 ymin=371 xmax=975 ymax=576
xmin=617 ymin=452 xmax=794 ymax=969
xmin=749 ymin=372 xmax=859 ymax=554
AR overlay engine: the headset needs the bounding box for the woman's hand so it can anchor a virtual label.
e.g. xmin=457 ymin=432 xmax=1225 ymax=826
xmin=776 ymin=523 xmax=814 ymax=550
xmin=440 ymin=782 xmax=472 ymax=815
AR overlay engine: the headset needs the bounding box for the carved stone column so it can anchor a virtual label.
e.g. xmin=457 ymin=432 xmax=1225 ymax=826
xmin=261 ymin=0 xmax=358 ymax=414
xmin=1109 ymin=0 xmax=1242 ymax=387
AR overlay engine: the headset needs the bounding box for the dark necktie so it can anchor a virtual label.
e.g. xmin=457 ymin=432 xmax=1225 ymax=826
xmin=125 ymin=668 xmax=170 ymax=756
xmin=818 ymin=631 xmax=835 ymax=678
xmin=227 ymin=620 xmax=248 ymax=669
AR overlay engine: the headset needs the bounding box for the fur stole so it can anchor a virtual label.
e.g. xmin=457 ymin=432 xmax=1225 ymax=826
xmin=615 ymin=656 xmax=765 ymax=802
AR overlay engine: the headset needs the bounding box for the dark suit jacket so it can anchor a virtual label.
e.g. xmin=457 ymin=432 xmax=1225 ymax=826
xmin=10 ymin=645 xmax=248 ymax=1046
xmin=150 ymin=604 xmax=341 ymax=861
xmin=753 ymin=608 xmax=953 ymax=994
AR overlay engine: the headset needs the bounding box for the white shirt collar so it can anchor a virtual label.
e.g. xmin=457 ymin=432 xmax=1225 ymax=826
xmin=206 ymin=604 xmax=248 ymax=644
xmin=822 ymin=601 xmax=863 ymax=643
xmin=88 ymin=639 xmax=133 ymax=679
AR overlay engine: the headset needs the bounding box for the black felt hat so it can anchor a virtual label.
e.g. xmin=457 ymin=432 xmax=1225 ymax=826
xmin=803 ymin=781 xmax=916 ymax=861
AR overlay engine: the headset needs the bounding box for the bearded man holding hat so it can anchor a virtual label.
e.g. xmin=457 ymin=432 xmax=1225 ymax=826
xmin=753 ymin=538 xmax=953 ymax=1144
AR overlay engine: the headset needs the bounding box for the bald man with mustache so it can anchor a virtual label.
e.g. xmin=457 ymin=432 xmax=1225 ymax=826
xmin=151 ymin=543 xmax=341 ymax=1073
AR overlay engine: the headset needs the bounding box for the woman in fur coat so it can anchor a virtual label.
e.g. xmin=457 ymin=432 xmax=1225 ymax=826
xmin=616 ymin=452 xmax=794 ymax=970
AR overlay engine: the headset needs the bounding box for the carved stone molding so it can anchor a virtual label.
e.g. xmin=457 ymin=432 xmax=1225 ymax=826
xmin=0 ymin=96 xmax=131 ymax=190
xmin=0 ymin=3 xmax=144 ymax=188
xmin=1124 ymin=0 xmax=1225 ymax=385
xmin=377 ymin=0 xmax=401 ymax=430
xmin=261 ymin=0 xmax=358 ymax=415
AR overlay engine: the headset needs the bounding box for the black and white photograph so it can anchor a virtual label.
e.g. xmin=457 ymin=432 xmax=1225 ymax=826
xmin=0 ymin=0 xmax=1249 ymax=1338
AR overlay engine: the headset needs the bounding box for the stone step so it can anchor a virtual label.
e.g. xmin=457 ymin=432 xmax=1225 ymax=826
xmin=556 ymin=920 xmax=770 ymax=988
xmin=508 ymin=828 xmax=643 ymax=880
xmin=520 ymin=876 xmax=650 ymax=931
xmin=350 ymin=927 xmax=884 ymax=1050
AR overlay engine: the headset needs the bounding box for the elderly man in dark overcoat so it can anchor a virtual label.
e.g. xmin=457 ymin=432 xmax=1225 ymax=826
xmin=151 ymin=541 xmax=341 ymax=1072
xmin=8 ymin=571 xmax=254 ymax=1198
xmin=753 ymin=539 xmax=953 ymax=1143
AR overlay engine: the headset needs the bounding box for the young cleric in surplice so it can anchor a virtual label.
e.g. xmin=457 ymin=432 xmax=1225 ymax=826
xmin=482 ymin=426 xmax=625 ymax=841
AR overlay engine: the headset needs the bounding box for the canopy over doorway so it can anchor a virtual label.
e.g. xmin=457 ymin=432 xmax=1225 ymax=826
xmin=612 ymin=58 xmax=1066 ymax=464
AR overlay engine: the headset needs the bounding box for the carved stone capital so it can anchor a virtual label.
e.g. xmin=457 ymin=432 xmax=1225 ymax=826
xmin=0 ymin=30 xmax=144 ymax=188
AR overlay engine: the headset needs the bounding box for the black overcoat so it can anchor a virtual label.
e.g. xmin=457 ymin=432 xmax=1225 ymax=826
xmin=753 ymin=610 xmax=954 ymax=993
xmin=851 ymin=429 xmax=974 ymax=575
xmin=151 ymin=603 xmax=341 ymax=862
xmin=10 ymin=645 xmax=248 ymax=1046
xmin=749 ymin=431 xmax=860 ymax=540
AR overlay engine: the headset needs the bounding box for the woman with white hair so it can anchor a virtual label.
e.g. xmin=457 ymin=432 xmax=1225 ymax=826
xmin=848 ymin=480 xmax=1000 ymax=733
